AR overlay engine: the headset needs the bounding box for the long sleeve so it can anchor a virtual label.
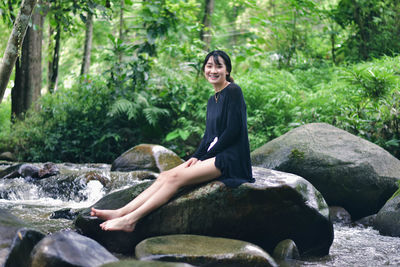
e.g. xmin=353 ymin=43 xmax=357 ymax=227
xmin=192 ymin=129 xmax=208 ymax=159
xmin=202 ymin=87 xmax=243 ymax=159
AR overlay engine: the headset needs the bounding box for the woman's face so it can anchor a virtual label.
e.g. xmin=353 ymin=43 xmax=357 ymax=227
xmin=204 ymin=56 xmax=229 ymax=86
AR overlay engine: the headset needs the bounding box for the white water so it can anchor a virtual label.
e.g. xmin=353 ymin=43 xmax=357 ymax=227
xmin=1 ymin=163 xmax=400 ymax=265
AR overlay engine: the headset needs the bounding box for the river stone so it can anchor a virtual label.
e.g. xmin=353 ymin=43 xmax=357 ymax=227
xmin=30 ymin=230 xmax=118 ymax=267
xmin=135 ymin=234 xmax=277 ymax=267
xmin=355 ymin=214 xmax=377 ymax=228
xmin=0 ymin=209 xmax=29 ymax=266
xmin=101 ymin=260 xmax=194 ymax=267
xmin=251 ymin=123 xmax=400 ymax=220
xmin=75 ymin=167 xmax=333 ymax=257
xmin=111 ymin=144 xmax=184 ymax=172
xmin=0 ymin=152 xmax=15 ymax=161
xmin=273 ymin=239 xmax=300 ymax=260
xmin=329 ymin=206 xmax=352 ymax=225
xmin=374 ymin=194 xmax=400 ymax=237
xmin=4 ymin=228 xmax=45 ymax=267
xmin=0 ymin=162 xmax=59 ymax=180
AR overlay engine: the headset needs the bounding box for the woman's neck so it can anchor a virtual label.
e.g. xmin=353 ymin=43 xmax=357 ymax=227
xmin=213 ymin=80 xmax=230 ymax=93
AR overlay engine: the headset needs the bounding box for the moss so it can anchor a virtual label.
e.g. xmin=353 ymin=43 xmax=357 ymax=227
xmin=289 ymin=149 xmax=305 ymax=160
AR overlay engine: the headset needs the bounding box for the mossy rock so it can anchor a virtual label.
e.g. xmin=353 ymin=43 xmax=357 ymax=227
xmin=251 ymin=123 xmax=400 ymax=220
xmin=135 ymin=234 xmax=277 ymax=267
xmin=101 ymin=259 xmax=194 ymax=267
xmin=111 ymin=144 xmax=184 ymax=172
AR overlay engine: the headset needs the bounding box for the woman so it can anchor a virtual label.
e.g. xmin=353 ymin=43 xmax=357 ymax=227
xmin=91 ymin=50 xmax=253 ymax=232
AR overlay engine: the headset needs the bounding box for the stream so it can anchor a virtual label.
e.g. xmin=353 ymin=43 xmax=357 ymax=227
xmin=1 ymin=162 xmax=399 ymax=266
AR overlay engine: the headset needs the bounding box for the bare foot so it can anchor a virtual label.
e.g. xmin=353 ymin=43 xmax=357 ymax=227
xmin=90 ymin=207 xmax=122 ymax=220
xmin=99 ymin=216 xmax=137 ymax=232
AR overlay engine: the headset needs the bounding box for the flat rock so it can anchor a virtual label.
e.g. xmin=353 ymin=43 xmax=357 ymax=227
xmin=75 ymin=167 xmax=333 ymax=257
xmin=101 ymin=260 xmax=193 ymax=267
xmin=135 ymin=234 xmax=277 ymax=267
xmin=251 ymin=123 xmax=400 ymax=219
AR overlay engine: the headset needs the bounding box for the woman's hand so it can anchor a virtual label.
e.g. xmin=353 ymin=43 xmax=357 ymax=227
xmin=185 ymin=157 xmax=200 ymax=168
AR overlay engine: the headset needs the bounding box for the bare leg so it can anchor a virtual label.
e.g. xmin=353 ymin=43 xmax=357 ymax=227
xmin=99 ymin=157 xmax=221 ymax=232
xmin=91 ymin=160 xmax=195 ymax=220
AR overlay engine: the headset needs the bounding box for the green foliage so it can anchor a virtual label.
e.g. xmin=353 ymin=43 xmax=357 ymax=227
xmin=0 ymin=100 xmax=11 ymax=151
xmin=333 ymin=0 xmax=400 ymax=61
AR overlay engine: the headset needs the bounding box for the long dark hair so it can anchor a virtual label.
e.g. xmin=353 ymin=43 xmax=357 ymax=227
xmin=202 ymin=50 xmax=234 ymax=82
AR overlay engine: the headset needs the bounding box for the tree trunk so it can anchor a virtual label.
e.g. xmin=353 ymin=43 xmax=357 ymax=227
xmin=11 ymin=3 xmax=44 ymax=119
xmin=118 ymin=0 xmax=124 ymax=64
xmin=80 ymin=11 xmax=94 ymax=76
xmin=0 ymin=0 xmax=37 ymax=104
xmin=200 ymin=0 xmax=214 ymax=50
xmin=48 ymin=21 xmax=61 ymax=93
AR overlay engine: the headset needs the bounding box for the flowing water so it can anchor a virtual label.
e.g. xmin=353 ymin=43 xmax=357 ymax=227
xmin=1 ymin=162 xmax=399 ymax=266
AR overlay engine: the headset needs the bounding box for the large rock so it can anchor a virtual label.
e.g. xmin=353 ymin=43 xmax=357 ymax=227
xmin=4 ymin=228 xmax=45 ymax=267
xmin=30 ymin=230 xmax=118 ymax=267
xmin=135 ymin=234 xmax=277 ymax=267
xmin=75 ymin=167 xmax=333 ymax=257
xmin=101 ymin=260 xmax=193 ymax=267
xmin=374 ymin=193 xmax=400 ymax=237
xmin=0 ymin=209 xmax=28 ymax=266
xmin=111 ymin=144 xmax=184 ymax=172
xmin=251 ymin=123 xmax=400 ymax=219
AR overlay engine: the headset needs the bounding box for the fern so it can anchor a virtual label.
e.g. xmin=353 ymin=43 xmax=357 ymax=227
xmin=108 ymin=92 xmax=169 ymax=126
xmin=143 ymin=106 xmax=170 ymax=126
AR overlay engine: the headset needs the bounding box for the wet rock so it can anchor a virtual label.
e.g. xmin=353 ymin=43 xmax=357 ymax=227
xmin=0 ymin=152 xmax=16 ymax=161
xmin=0 ymin=209 xmax=29 ymax=266
xmin=4 ymin=228 xmax=45 ymax=267
xmin=374 ymin=194 xmax=400 ymax=237
xmin=75 ymin=167 xmax=333 ymax=257
xmin=355 ymin=214 xmax=377 ymax=228
xmin=50 ymin=208 xmax=81 ymax=220
xmin=135 ymin=234 xmax=277 ymax=267
xmin=111 ymin=144 xmax=184 ymax=172
xmin=101 ymin=260 xmax=193 ymax=267
xmin=273 ymin=239 xmax=300 ymax=260
xmin=251 ymin=123 xmax=400 ymax=220
xmin=30 ymin=230 xmax=118 ymax=267
xmin=329 ymin=206 xmax=352 ymax=225
xmin=38 ymin=162 xmax=60 ymax=179
xmin=0 ymin=162 xmax=59 ymax=180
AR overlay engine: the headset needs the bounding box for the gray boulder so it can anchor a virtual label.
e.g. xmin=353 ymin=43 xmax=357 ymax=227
xmin=30 ymin=230 xmax=118 ymax=267
xmin=135 ymin=234 xmax=277 ymax=267
xmin=0 ymin=209 xmax=29 ymax=266
xmin=374 ymin=193 xmax=400 ymax=237
xmin=251 ymin=123 xmax=400 ymax=219
xmin=75 ymin=167 xmax=333 ymax=257
xmin=4 ymin=228 xmax=45 ymax=267
xmin=111 ymin=144 xmax=184 ymax=172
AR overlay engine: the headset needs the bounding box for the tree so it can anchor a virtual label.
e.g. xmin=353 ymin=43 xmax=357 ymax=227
xmin=12 ymin=2 xmax=44 ymax=119
xmin=0 ymin=0 xmax=37 ymax=104
xmin=200 ymin=0 xmax=214 ymax=50
xmin=80 ymin=11 xmax=94 ymax=76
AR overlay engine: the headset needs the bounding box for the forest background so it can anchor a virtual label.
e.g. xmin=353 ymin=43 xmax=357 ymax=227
xmin=0 ymin=0 xmax=399 ymax=163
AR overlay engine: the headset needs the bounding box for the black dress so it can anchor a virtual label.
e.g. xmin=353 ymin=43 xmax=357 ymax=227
xmin=192 ymin=83 xmax=253 ymax=186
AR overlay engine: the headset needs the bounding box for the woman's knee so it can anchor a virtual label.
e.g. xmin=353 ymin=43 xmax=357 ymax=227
xmin=158 ymin=171 xmax=181 ymax=187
